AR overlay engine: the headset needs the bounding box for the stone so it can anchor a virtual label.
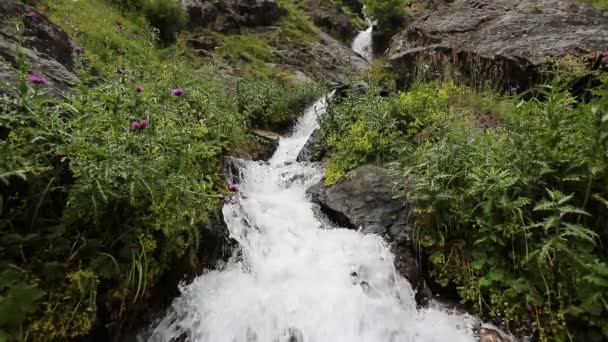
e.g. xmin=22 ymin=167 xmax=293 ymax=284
xmin=0 ymin=0 xmax=80 ymax=96
xmin=296 ymin=128 xmax=328 ymax=163
xmin=388 ymin=0 xmax=608 ymax=89
xmin=181 ymin=0 xmax=287 ymax=33
xmin=299 ymin=0 xmax=360 ymax=42
xmin=250 ymin=129 xmax=281 ymax=161
xmin=278 ymin=32 xmax=370 ymax=84
xmin=307 ymin=165 xmax=424 ymax=291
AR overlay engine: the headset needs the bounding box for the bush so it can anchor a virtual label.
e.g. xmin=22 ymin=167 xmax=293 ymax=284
xmin=105 ymin=0 xmax=186 ymax=42
xmin=237 ymin=78 xmax=323 ymax=130
xmin=363 ymin=0 xmax=410 ymax=27
xmin=319 ymin=79 xmax=608 ymax=340
xmin=142 ymin=0 xmax=186 ymax=42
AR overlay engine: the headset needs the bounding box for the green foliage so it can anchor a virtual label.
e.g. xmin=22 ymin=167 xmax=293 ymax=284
xmin=219 ymin=34 xmax=274 ymax=65
xmin=584 ymin=0 xmax=608 ymax=9
xmin=141 ymin=0 xmax=187 ymax=42
xmin=320 ymin=79 xmax=608 ymax=339
xmin=0 ymin=0 xmax=322 ymax=339
xmin=237 ymin=78 xmax=323 ymax=129
xmin=274 ymin=0 xmax=320 ymax=47
xmin=363 ymin=0 xmax=411 ymax=26
xmin=105 ymin=0 xmax=186 ymax=42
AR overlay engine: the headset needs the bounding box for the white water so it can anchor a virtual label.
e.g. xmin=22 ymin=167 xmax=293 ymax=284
xmin=352 ymin=25 xmax=374 ymax=62
xmin=145 ymin=94 xmax=478 ymax=342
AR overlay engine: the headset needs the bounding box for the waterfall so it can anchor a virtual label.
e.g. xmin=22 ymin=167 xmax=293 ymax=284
xmin=144 ymin=95 xmax=477 ymax=342
xmin=352 ymin=23 xmax=374 ymax=62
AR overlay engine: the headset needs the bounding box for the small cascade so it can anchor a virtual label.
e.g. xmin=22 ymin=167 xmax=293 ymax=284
xmin=142 ymin=93 xmax=479 ymax=342
xmin=352 ymin=22 xmax=374 ymax=61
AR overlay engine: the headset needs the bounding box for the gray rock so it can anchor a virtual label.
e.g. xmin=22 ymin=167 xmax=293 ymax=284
xmin=299 ymin=0 xmax=360 ymax=42
xmin=307 ymin=165 xmax=423 ymax=290
xmin=296 ymin=128 xmax=327 ymax=162
xmin=0 ymin=0 xmax=80 ymax=96
xmin=182 ymin=0 xmax=286 ymax=33
xmin=278 ymin=32 xmax=370 ymax=84
xmin=250 ymin=129 xmax=280 ymax=161
xmin=388 ymin=0 xmax=608 ymax=89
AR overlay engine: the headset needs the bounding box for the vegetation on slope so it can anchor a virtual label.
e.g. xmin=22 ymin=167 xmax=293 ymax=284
xmin=0 ymin=0 xmax=321 ymax=340
xmin=319 ymin=67 xmax=608 ymax=340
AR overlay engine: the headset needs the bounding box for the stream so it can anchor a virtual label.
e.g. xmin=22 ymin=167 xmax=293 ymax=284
xmin=144 ymin=96 xmax=479 ymax=341
xmin=143 ymin=27 xmax=479 ymax=342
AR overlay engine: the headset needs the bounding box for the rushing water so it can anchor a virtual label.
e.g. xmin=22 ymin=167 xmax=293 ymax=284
xmin=352 ymin=24 xmax=374 ymax=62
xmin=144 ymin=94 xmax=479 ymax=342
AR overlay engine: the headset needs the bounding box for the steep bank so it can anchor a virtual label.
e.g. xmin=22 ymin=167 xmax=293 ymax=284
xmin=0 ymin=0 xmax=337 ymax=340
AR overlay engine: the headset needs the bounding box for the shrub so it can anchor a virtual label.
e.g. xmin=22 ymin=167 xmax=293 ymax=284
xmin=142 ymin=0 xmax=186 ymax=42
xmin=237 ymin=77 xmax=323 ymax=130
xmin=363 ymin=0 xmax=411 ymax=27
xmin=319 ymin=79 xmax=608 ymax=340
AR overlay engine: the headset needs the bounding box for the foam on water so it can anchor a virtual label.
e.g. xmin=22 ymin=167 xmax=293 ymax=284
xmin=145 ymin=93 xmax=478 ymax=342
xmin=352 ymin=24 xmax=373 ymax=62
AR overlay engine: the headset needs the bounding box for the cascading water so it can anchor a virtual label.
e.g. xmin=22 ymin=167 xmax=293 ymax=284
xmin=352 ymin=22 xmax=374 ymax=62
xmin=144 ymin=93 xmax=479 ymax=342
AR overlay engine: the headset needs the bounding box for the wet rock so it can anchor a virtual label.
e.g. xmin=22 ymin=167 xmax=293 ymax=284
xmin=307 ymin=165 xmax=424 ymax=291
xmin=0 ymin=0 xmax=80 ymax=96
xmin=388 ymin=0 xmax=608 ymax=89
xmin=296 ymin=129 xmax=328 ymax=163
xmin=299 ymin=0 xmax=360 ymax=42
xmin=479 ymin=324 xmax=515 ymax=342
xmin=278 ymin=32 xmax=370 ymax=85
xmin=182 ymin=0 xmax=287 ymax=33
xmin=248 ymin=129 xmax=281 ymax=161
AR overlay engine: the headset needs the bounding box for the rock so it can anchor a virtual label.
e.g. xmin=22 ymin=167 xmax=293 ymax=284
xmin=233 ymin=0 xmax=287 ymax=27
xmin=342 ymin=0 xmax=364 ymax=16
xmin=388 ymin=0 xmax=608 ymax=89
xmin=249 ymin=129 xmax=280 ymax=161
xmin=307 ymin=165 xmax=423 ymax=290
xmin=278 ymin=32 xmax=370 ymax=84
xmin=182 ymin=0 xmax=287 ymax=33
xmin=296 ymin=128 xmax=328 ymax=162
xmin=0 ymin=0 xmax=80 ymax=95
xmin=299 ymin=0 xmax=360 ymax=41
xmin=479 ymin=324 xmax=516 ymax=342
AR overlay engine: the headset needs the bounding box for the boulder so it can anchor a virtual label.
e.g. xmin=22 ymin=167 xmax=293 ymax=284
xmin=278 ymin=32 xmax=370 ymax=85
xmin=307 ymin=165 xmax=424 ymax=293
xmin=249 ymin=129 xmax=281 ymax=161
xmin=388 ymin=0 xmax=608 ymax=89
xmin=296 ymin=128 xmax=327 ymax=162
xmin=182 ymin=0 xmax=287 ymax=33
xmin=299 ymin=0 xmax=360 ymax=42
xmin=0 ymin=1 xmax=80 ymax=95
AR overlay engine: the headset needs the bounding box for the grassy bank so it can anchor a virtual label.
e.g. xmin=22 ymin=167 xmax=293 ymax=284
xmin=0 ymin=0 xmax=321 ymax=340
xmin=318 ymin=74 xmax=608 ymax=340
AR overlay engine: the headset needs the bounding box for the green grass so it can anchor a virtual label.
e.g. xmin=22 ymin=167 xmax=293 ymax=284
xmin=318 ymin=78 xmax=608 ymax=340
xmin=0 ymin=0 xmax=324 ymax=339
xmin=586 ymin=0 xmax=608 ymax=9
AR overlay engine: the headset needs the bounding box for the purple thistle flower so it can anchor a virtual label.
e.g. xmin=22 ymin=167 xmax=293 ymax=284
xmin=116 ymin=68 xmax=125 ymax=75
xmin=73 ymin=46 xmax=84 ymax=54
xmin=171 ymin=88 xmax=185 ymax=96
xmin=27 ymin=73 xmax=49 ymax=86
xmin=25 ymin=11 xmax=40 ymax=21
xmin=229 ymin=183 xmax=240 ymax=193
xmin=135 ymin=85 xmax=144 ymax=93
xmin=130 ymin=121 xmax=141 ymax=130
xmin=507 ymin=84 xmax=520 ymax=94
xmin=139 ymin=119 xmax=149 ymax=128
xmin=601 ymin=55 xmax=608 ymax=64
